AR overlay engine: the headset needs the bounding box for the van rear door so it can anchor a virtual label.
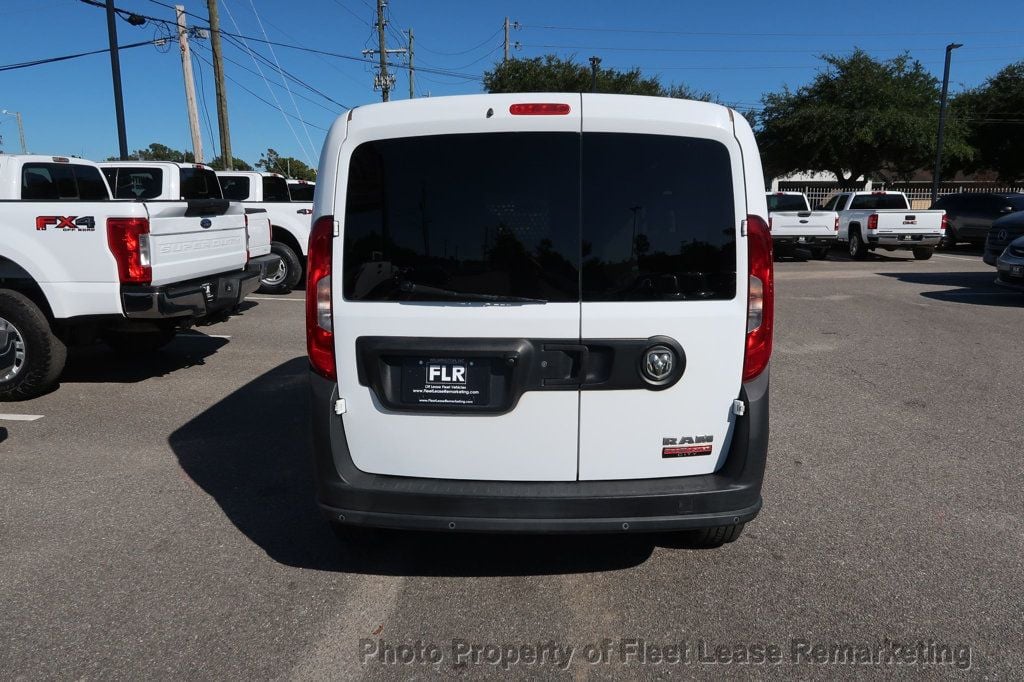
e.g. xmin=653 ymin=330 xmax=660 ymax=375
xmin=333 ymin=95 xmax=582 ymax=481
xmin=577 ymin=95 xmax=748 ymax=480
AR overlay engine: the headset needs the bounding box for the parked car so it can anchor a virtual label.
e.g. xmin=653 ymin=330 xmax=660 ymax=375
xmin=930 ymin=192 xmax=1024 ymax=248
xmin=216 ymin=171 xmax=313 ymax=294
xmin=828 ymin=190 xmax=945 ymax=260
xmin=984 ymin=211 xmax=1024 ymax=266
xmin=994 ymin=235 xmax=1024 ymax=291
xmin=0 ymin=155 xmax=259 ymax=400
xmin=307 ymin=94 xmax=772 ymax=547
xmin=766 ymin=191 xmax=838 ymax=259
xmin=99 ymin=161 xmax=281 ymax=287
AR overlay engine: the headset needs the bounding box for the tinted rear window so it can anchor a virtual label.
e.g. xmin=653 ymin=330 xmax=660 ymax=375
xmin=342 ymin=132 xmax=737 ymax=303
xmin=288 ymin=183 xmax=315 ymax=201
xmin=766 ymin=194 xmax=809 ymax=212
xmin=103 ymin=166 xmax=164 ymax=199
xmin=262 ymin=176 xmax=291 ymax=202
xmin=220 ymin=175 xmax=250 ymax=200
xmin=21 ymin=163 xmax=108 ymax=201
xmin=849 ymin=194 xmax=909 ymax=210
xmin=180 ymin=168 xmax=222 ymax=200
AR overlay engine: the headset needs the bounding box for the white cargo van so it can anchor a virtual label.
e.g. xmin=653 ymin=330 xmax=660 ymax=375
xmin=307 ymin=94 xmax=773 ymax=546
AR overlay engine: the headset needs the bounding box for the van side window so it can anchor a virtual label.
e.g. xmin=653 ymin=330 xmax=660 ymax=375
xmin=21 ymin=163 xmax=108 ymax=201
xmin=581 ymin=133 xmax=736 ymax=301
xmin=220 ymin=175 xmax=250 ymax=200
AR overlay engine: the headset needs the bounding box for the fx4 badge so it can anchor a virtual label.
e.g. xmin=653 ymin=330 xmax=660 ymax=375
xmin=662 ymin=434 xmax=713 ymax=458
xmin=35 ymin=216 xmax=96 ymax=232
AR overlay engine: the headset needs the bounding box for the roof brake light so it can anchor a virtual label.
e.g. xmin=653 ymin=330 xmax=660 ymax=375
xmin=509 ymin=103 xmax=571 ymax=116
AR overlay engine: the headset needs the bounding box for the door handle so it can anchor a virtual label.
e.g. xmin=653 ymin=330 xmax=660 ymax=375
xmin=540 ymin=343 xmax=589 ymax=386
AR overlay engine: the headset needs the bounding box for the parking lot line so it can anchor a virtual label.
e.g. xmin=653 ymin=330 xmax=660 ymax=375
xmin=180 ymin=332 xmax=232 ymax=339
xmin=932 ymin=253 xmax=987 ymax=261
xmin=0 ymin=413 xmax=44 ymax=421
xmin=248 ymin=296 xmax=306 ymax=302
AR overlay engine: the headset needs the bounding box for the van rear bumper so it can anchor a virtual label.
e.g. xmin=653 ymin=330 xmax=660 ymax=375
xmin=310 ymin=369 xmax=770 ymax=534
xmin=120 ymin=266 xmax=260 ymax=320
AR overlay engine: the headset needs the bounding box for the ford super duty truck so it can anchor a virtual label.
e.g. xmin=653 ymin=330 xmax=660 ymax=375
xmin=0 ymin=155 xmax=259 ymax=400
xmin=216 ymin=171 xmax=312 ymax=293
xmin=766 ymin=191 xmax=838 ymax=259
xmin=100 ymin=161 xmax=280 ymax=286
xmin=826 ymin=190 xmax=946 ymax=260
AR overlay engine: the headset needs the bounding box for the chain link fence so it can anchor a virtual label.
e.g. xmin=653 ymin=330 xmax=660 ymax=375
xmin=777 ymin=182 xmax=1024 ymax=210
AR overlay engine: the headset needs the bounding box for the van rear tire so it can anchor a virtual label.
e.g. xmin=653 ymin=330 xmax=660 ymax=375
xmin=258 ymin=241 xmax=303 ymax=294
xmin=0 ymin=289 xmax=67 ymax=401
xmin=679 ymin=523 xmax=745 ymax=548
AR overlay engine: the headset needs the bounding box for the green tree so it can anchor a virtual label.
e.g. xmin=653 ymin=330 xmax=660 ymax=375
xmin=483 ymin=55 xmax=711 ymax=101
xmin=255 ymin=148 xmax=316 ymax=180
xmin=105 ymin=142 xmax=195 ymax=163
xmin=208 ymin=155 xmax=253 ymax=171
xmin=757 ymin=50 xmax=972 ymax=184
xmin=952 ymin=61 xmax=1024 ymax=181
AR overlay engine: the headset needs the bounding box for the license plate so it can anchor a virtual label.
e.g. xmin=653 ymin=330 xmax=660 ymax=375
xmin=1012 ymin=265 xmax=1024 ymax=277
xmin=401 ymin=358 xmax=490 ymax=407
xmin=900 ymin=235 xmax=912 ymax=241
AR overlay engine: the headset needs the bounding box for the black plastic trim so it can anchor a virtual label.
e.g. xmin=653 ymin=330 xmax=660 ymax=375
xmin=121 ymin=266 xmax=259 ymax=320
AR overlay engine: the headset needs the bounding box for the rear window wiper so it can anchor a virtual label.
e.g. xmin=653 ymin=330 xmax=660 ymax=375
xmin=396 ymin=279 xmax=547 ymax=304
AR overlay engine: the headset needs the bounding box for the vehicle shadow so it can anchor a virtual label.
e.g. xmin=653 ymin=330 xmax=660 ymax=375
xmin=167 ymin=357 xmax=690 ymax=577
xmin=877 ymin=271 xmax=1022 ymax=307
xmin=827 ymin=250 xmax=913 ymax=263
xmin=61 ymin=333 xmax=229 ymax=384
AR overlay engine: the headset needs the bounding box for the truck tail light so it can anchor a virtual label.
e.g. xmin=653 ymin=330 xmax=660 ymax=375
xmin=509 ymin=103 xmax=571 ymax=115
xmin=867 ymin=214 xmax=878 ymax=230
xmin=834 ymin=216 xmax=840 ymax=231
xmin=941 ymin=214 xmax=948 ymax=234
xmin=244 ymin=213 xmax=251 ymax=261
xmin=106 ymin=217 xmax=151 ymax=284
xmin=306 ymin=215 xmax=336 ymax=381
xmin=743 ymin=215 xmax=773 ymax=383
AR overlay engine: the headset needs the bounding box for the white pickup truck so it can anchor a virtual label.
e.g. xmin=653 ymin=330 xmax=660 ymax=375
xmin=766 ymin=191 xmax=838 ymax=259
xmin=216 ymin=171 xmax=313 ymax=293
xmin=0 ymin=155 xmax=259 ymax=400
xmin=100 ymin=161 xmax=280 ymax=285
xmin=825 ymin=190 xmax=946 ymax=260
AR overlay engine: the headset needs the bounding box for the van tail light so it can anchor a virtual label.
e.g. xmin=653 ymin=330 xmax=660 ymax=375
xmin=306 ymin=215 xmax=336 ymax=380
xmin=867 ymin=214 xmax=879 ymax=230
xmin=106 ymin=217 xmax=151 ymax=284
xmin=509 ymin=103 xmax=571 ymax=115
xmin=743 ymin=215 xmax=773 ymax=383
xmin=834 ymin=216 xmax=840 ymax=232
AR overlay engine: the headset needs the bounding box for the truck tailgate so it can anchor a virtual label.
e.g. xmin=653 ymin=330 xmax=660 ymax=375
xmin=770 ymin=211 xmax=836 ymax=237
xmin=145 ymin=200 xmax=247 ymax=285
xmin=874 ymin=209 xmax=944 ymax=234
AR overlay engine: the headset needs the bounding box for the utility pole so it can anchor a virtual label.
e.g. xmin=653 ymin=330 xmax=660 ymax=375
xmin=175 ymin=6 xmax=204 ymax=163
xmin=503 ymin=18 xmax=519 ymax=62
xmin=504 ymin=17 xmax=510 ymax=62
xmin=589 ymin=56 xmax=601 ymax=93
xmin=105 ymin=0 xmax=129 ymax=159
xmin=207 ymin=0 xmax=232 ymax=169
xmin=361 ymin=1 xmax=405 ymax=103
xmin=408 ymin=28 xmax=414 ymax=99
xmin=0 ymin=111 xmax=27 ymax=153
xmin=931 ymin=42 xmax=963 ymax=203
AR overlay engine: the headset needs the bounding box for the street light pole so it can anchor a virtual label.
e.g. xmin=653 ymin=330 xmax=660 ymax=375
xmin=931 ymin=42 xmax=963 ymax=203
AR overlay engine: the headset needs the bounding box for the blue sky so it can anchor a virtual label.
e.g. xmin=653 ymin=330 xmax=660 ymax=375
xmin=2 ymin=0 xmax=1022 ymax=166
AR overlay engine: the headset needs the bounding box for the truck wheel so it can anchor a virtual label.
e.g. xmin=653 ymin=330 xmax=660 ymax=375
xmin=0 ymin=289 xmax=67 ymax=401
xmin=848 ymin=229 xmax=868 ymax=259
xmin=101 ymin=327 xmax=177 ymax=354
xmin=258 ymin=241 xmax=303 ymax=294
xmin=811 ymin=246 xmax=830 ymax=260
xmin=912 ymin=247 xmax=934 ymax=261
xmin=679 ymin=523 xmax=745 ymax=548
xmin=941 ymin=228 xmax=958 ymax=249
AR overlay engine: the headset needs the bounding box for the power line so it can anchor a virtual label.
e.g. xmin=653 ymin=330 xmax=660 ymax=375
xmin=0 ymin=39 xmax=159 ymax=72
xmin=520 ymin=43 xmax=1024 ymax=55
xmin=416 ymin=26 xmax=504 ymax=56
xmin=521 ymin=23 xmax=1024 ymax=38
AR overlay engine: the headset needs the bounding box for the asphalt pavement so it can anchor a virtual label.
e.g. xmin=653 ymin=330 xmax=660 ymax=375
xmin=1 ymin=245 xmax=1021 ymax=678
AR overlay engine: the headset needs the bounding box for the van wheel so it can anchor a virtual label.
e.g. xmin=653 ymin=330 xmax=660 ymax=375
xmin=848 ymin=230 xmax=867 ymax=259
xmin=810 ymin=246 xmax=830 ymax=260
xmin=259 ymin=241 xmax=303 ymax=294
xmin=680 ymin=523 xmax=745 ymax=548
xmin=101 ymin=326 xmax=177 ymax=354
xmin=0 ymin=289 xmax=67 ymax=401
xmin=912 ymin=247 xmax=934 ymax=261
